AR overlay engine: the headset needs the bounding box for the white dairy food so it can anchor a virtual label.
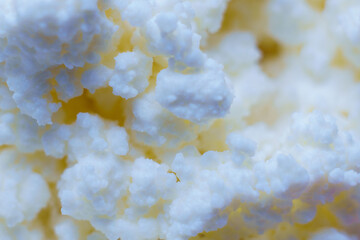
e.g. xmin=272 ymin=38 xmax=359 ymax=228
xmin=0 ymin=0 xmax=360 ymax=240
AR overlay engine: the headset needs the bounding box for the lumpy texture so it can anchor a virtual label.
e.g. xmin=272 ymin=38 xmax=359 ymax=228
xmin=0 ymin=0 xmax=360 ymax=239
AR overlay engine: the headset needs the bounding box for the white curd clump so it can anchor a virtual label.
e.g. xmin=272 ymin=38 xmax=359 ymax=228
xmin=0 ymin=0 xmax=360 ymax=239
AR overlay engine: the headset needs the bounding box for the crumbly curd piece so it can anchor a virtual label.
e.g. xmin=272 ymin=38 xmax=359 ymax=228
xmin=58 ymin=156 xmax=174 ymax=240
xmin=0 ymin=150 xmax=50 ymax=228
xmin=58 ymin=142 xmax=260 ymax=240
xmin=130 ymin=92 xmax=199 ymax=147
xmin=58 ymin=157 xmax=130 ymax=223
xmin=109 ymin=49 xmax=153 ymax=99
xmin=43 ymin=113 xmax=129 ymax=161
xmin=112 ymin=0 xmax=234 ymax=122
xmin=0 ymin=110 xmax=43 ymax=153
xmin=0 ymin=0 xmax=116 ymax=125
xmin=156 ymin=58 xmax=233 ymax=123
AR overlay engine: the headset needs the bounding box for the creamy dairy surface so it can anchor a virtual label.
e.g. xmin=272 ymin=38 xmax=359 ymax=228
xmin=0 ymin=0 xmax=360 ymax=239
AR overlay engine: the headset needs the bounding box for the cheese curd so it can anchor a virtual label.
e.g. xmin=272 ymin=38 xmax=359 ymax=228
xmin=0 ymin=0 xmax=360 ymax=239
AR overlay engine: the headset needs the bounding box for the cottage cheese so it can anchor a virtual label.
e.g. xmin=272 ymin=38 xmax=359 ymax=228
xmin=0 ymin=0 xmax=360 ymax=239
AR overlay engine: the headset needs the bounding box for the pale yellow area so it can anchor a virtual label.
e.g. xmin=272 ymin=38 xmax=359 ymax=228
xmin=306 ymin=0 xmax=326 ymax=11
xmin=195 ymin=120 xmax=229 ymax=154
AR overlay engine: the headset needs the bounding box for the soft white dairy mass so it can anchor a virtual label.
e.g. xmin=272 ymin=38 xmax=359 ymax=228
xmin=0 ymin=0 xmax=359 ymax=239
